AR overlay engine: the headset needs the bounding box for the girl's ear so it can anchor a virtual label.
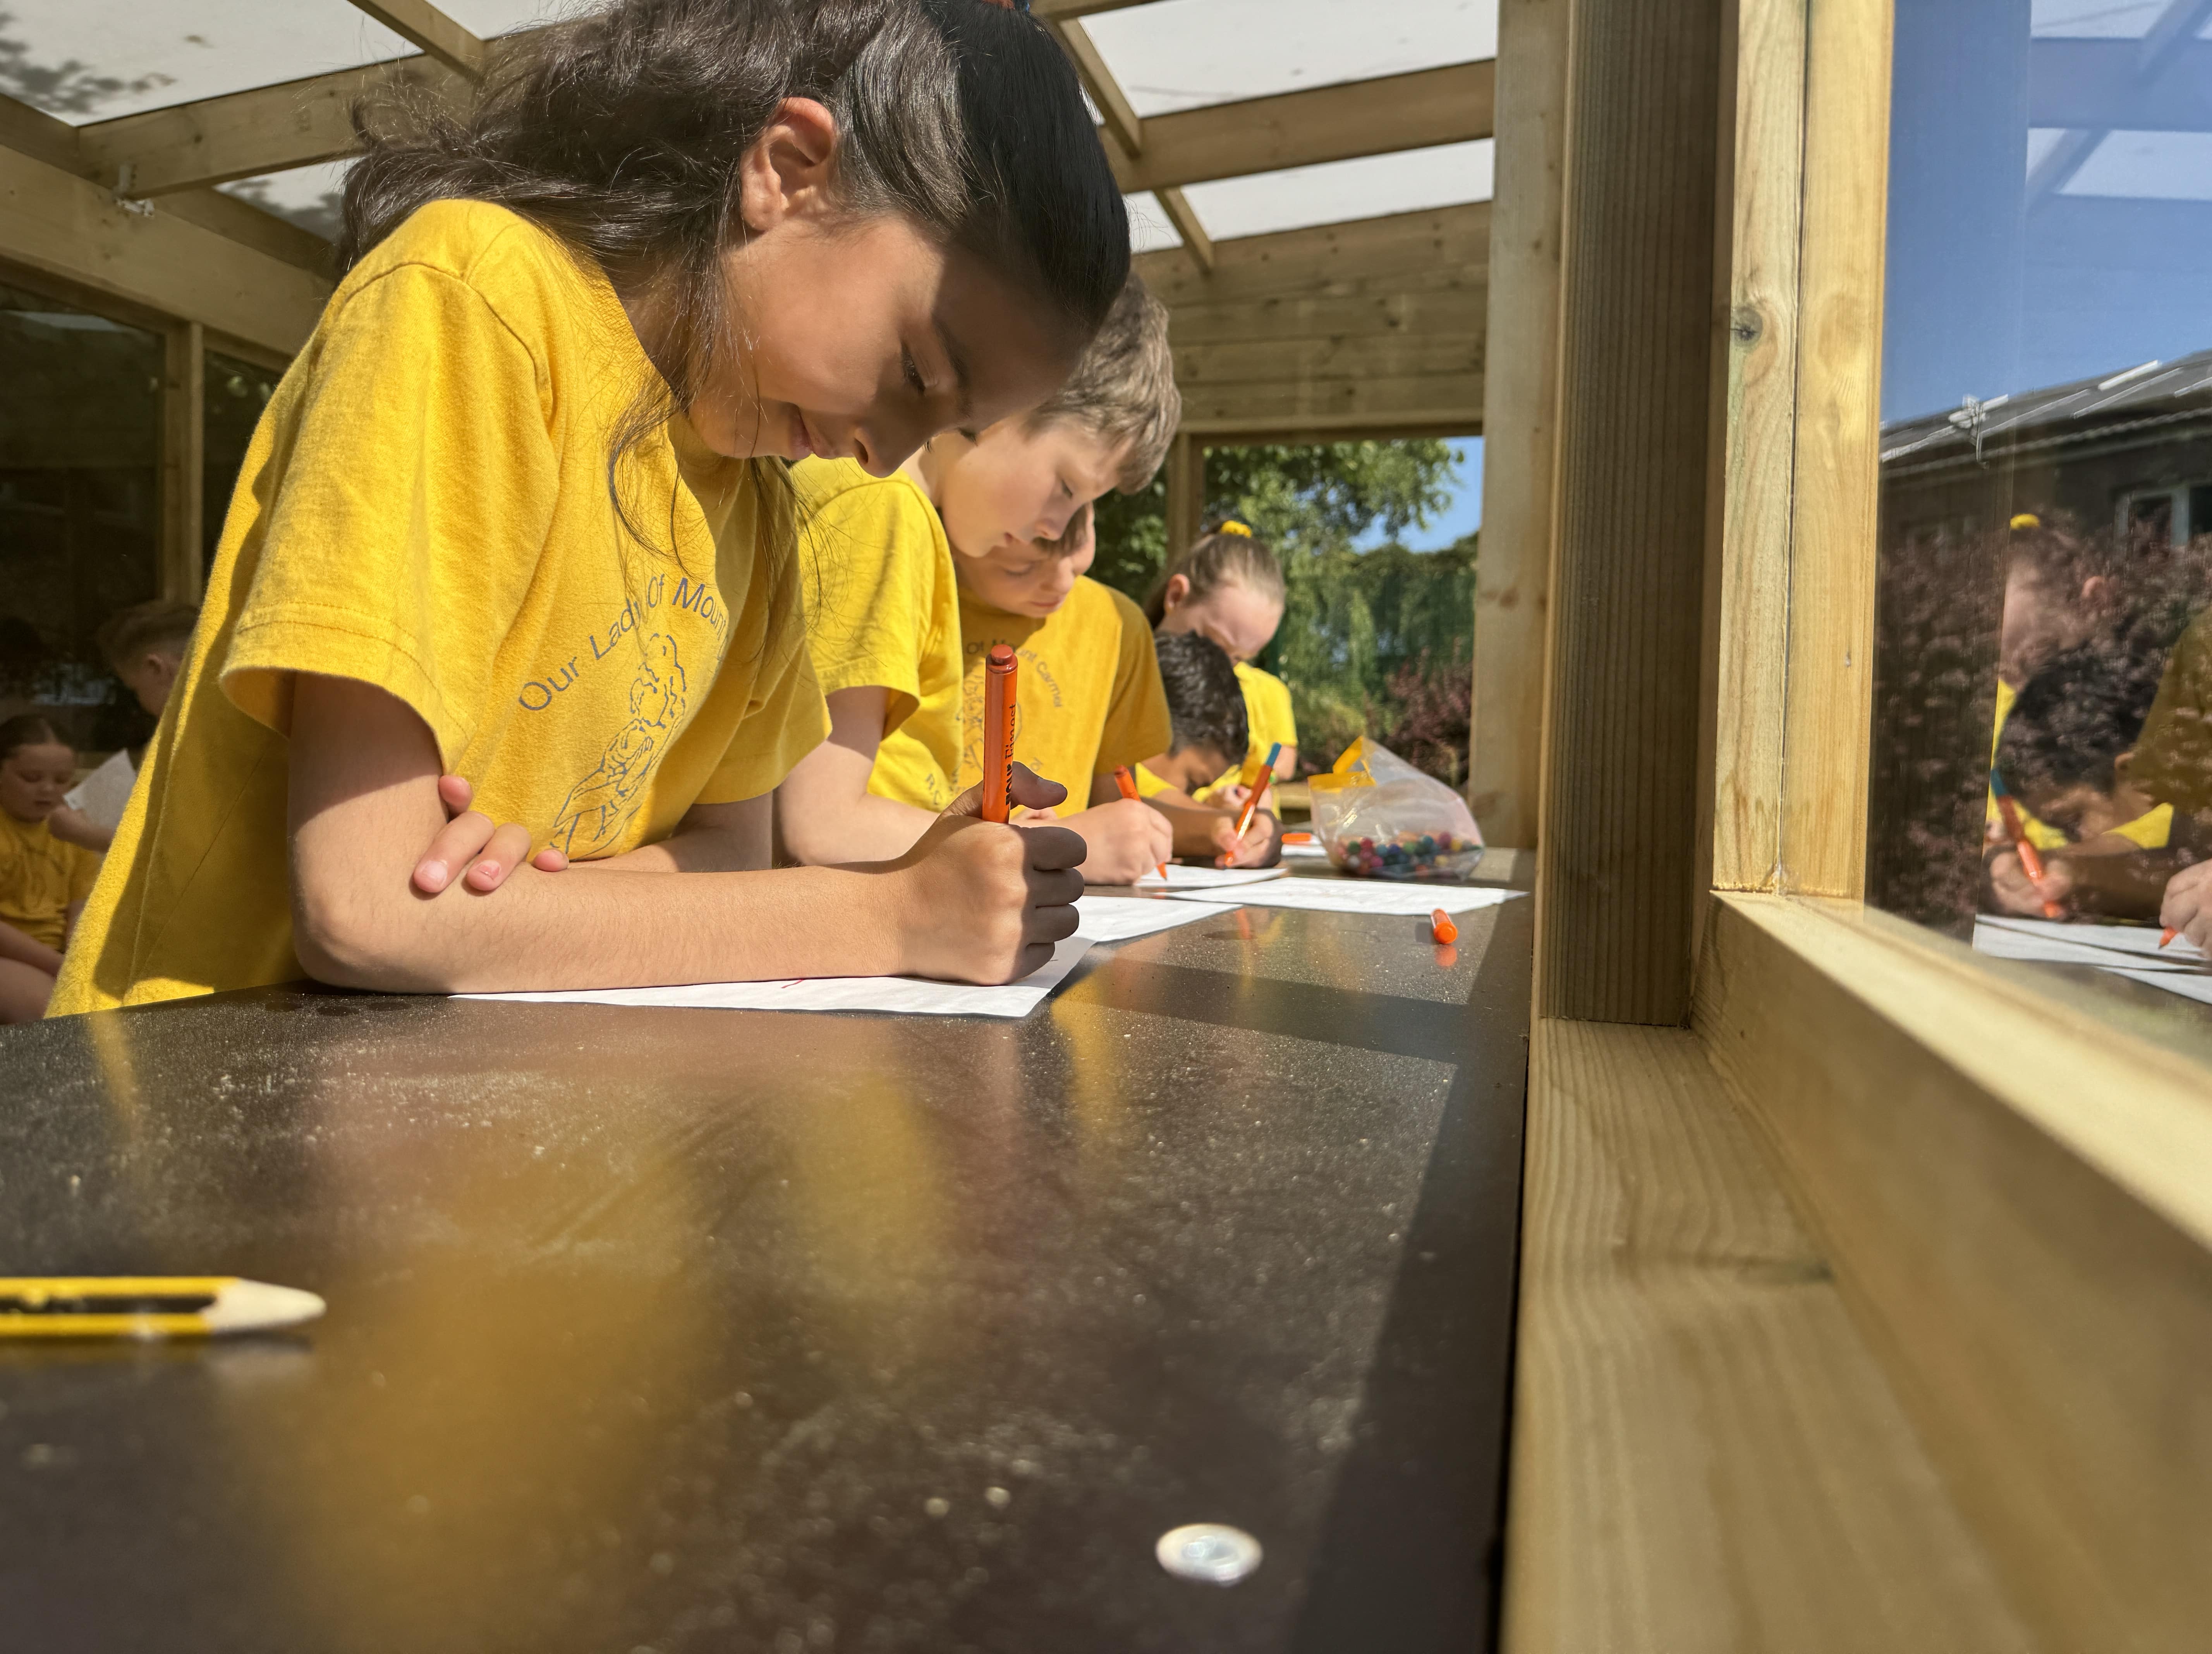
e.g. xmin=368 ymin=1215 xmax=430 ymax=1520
xmin=1162 ymin=573 xmax=1192 ymax=612
xmin=738 ymin=98 xmax=842 ymax=234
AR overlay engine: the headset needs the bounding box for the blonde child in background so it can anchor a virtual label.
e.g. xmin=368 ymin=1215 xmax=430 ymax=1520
xmin=0 ymin=715 xmax=100 ymax=1023
xmin=1145 ymin=523 xmax=1297 ymax=807
xmin=48 ymin=599 xmax=198 ymax=853
xmin=778 ymin=275 xmax=1267 ymax=880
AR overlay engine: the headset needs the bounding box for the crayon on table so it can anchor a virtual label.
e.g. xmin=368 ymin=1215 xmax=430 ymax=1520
xmin=0 ymin=1277 xmax=325 ymax=1338
xmin=982 ymin=644 xmax=1017 ymax=825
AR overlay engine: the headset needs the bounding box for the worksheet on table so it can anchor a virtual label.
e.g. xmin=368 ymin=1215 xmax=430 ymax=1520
xmin=1134 ymin=865 xmax=1289 ymax=890
xmin=1166 ymin=880 xmax=1526 ymax=917
xmin=1073 ymin=896 xmax=1226 ymax=944
xmin=461 ymin=938 xmax=1093 ymax=1019
xmin=1973 ymin=916 xmax=2207 ymax=970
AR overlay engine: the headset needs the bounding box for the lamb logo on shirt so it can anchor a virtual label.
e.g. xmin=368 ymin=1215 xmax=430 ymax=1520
xmin=547 ymin=631 xmax=688 ymax=856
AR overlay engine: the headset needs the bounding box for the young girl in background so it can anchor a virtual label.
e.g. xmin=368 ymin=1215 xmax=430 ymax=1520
xmin=1146 ymin=524 xmax=1298 ymax=805
xmin=54 ymin=0 xmax=1123 ymax=1014
xmin=0 ymin=716 xmax=100 ymax=1023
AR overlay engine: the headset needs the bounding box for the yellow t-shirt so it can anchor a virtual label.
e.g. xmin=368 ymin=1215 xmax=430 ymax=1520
xmin=2108 ymin=803 xmax=2174 ymax=849
xmin=793 ymin=458 xmax=963 ymax=812
xmin=53 ymin=200 xmax=826 ymax=1014
xmin=1132 ymin=762 xmax=1174 ymax=799
xmin=1198 ymin=661 xmax=1299 ymax=804
xmin=956 ymin=577 xmax=1172 ymax=803
xmin=0 ymin=811 xmax=100 ymax=951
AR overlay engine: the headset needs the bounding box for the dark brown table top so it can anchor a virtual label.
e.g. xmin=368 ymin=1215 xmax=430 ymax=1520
xmin=0 ymin=861 xmax=1532 ymax=1654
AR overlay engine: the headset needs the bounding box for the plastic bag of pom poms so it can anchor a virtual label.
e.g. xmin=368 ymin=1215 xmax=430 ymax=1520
xmin=1307 ymin=738 xmax=1487 ymax=882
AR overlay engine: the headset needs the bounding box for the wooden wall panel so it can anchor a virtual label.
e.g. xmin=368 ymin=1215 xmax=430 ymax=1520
xmin=1468 ymin=0 xmax=1570 ymax=851
xmin=161 ymin=321 xmax=206 ymax=606
xmin=1135 ymin=204 xmax=1490 ymax=309
xmin=1698 ymin=895 xmax=2212 ymax=1652
xmin=1504 ymin=1017 xmax=2032 ymax=1651
xmin=1535 ymin=0 xmax=1729 ymax=1024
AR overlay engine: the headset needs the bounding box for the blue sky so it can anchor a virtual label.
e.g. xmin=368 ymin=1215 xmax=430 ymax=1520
xmin=1883 ymin=0 xmax=2212 ymax=422
xmin=1358 ymin=437 xmax=1483 ymax=550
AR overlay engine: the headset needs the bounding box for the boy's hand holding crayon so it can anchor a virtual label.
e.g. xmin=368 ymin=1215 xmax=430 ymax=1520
xmin=1207 ymin=808 xmax=1280 ymax=869
xmin=890 ymin=762 xmax=1088 ymax=985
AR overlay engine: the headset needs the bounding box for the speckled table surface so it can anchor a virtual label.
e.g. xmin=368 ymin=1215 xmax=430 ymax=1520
xmin=0 ymin=859 xmax=1532 ymax=1654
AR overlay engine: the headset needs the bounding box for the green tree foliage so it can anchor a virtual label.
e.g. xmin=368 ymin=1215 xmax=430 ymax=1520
xmin=1092 ymin=439 xmax=1478 ymax=774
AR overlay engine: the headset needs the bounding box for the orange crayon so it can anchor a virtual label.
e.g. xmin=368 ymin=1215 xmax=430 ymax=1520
xmin=2161 ymin=927 xmax=2179 ymax=949
xmin=1234 ymin=741 xmax=1284 ymax=842
xmin=1113 ymin=765 xmax=1166 ymax=879
xmin=1992 ymin=785 xmax=2064 ymax=921
xmin=981 ymin=644 xmax=1017 ymax=824
xmin=1430 ymin=908 xmax=1458 ymax=945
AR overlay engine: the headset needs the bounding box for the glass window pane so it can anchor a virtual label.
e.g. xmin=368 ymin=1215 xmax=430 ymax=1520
xmin=0 ymin=281 xmax=163 ymax=755
xmin=1871 ymin=1 xmax=2212 ymax=1053
xmin=203 ymin=351 xmax=283 ymax=573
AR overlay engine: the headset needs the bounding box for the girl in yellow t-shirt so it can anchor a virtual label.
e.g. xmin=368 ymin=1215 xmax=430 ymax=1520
xmin=53 ymin=0 xmax=1125 ymax=1016
xmin=1145 ymin=525 xmax=1299 ymax=809
xmin=0 ymin=717 xmax=101 ymax=1023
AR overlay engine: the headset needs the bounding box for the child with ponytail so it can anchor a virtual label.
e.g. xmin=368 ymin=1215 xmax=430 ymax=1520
xmin=54 ymin=0 xmax=1123 ymax=1014
xmin=1145 ymin=523 xmax=1298 ymax=810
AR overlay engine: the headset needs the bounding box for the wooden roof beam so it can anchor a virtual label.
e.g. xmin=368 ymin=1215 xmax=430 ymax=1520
xmin=1108 ymin=60 xmax=1496 ymax=195
xmin=347 ymin=0 xmax=489 ymax=81
xmin=1031 ymin=0 xmax=1158 ymax=18
xmin=77 ymin=58 xmax=465 ymax=199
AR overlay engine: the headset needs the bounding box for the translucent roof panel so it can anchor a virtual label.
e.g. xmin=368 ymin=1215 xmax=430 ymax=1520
xmin=1178 ymin=139 xmax=1493 ymax=243
xmin=0 ymin=1 xmax=548 ymax=125
xmin=1086 ymin=0 xmax=1496 ymax=117
xmin=1125 ymin=193 xmax=1183 ymax=254
xmin=219 ymin=160 xmax=356 ymax=240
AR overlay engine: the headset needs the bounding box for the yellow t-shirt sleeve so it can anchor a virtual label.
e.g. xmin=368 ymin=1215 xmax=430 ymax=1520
xmin=800 ymin=473 xmax=944 ymax=736
xmin=1133 ymin=762 xmax=1174 ymax=799
xmin=221 ymin=263 xmax=558 ymax=767
xmin=1093 ymin=590 xmax=1175 ymax=780
xmin=2107 ymin=803 xmax=2174 ymax=850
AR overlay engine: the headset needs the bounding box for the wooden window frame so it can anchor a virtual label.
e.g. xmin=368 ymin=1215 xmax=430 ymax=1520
xmin=1677 ymin=0 xmax=2212 ymax=1640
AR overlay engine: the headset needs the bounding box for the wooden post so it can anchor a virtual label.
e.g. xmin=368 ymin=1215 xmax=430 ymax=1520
xmin=161 ymin=320 xmax=205 ymax=604
xmin=1468 ymin=0 xmax=1571 ymax=849
xmin=1165 ymin=431 xmax=1204 ymax=561
xmin=1533 ymin=0 xmax=1729 ymax=1024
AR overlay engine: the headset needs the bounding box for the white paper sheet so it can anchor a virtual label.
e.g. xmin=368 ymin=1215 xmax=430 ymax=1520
xmin=1973 ymin=917 xmax=2207 ymax=971
xmin=1165 ymin=880 xmax=1527 ymax=917
xmin=2109 ymin=968 xmax=2212 ymax=1004
xmin=1133 ymin=864 xmax=1290 ymax=890
xmin=460 ymin=937 xmax=1093 ymax=1019
xmin=1073 ymin=895 xmax=1228 ymax=944
xmin=1279 ymin=840 xmax=1329 ymax=858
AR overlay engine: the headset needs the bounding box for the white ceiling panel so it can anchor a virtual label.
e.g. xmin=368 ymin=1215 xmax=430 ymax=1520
xmin=1179 ymin=139 xmax=1493 ymax=243
xmin=1125 ymin=191 xmax=1182 ymax=254
xmin=1085 ymin=0 xmax=1496 ymax=118
xmin=0 ymin=1 xmax=549 ymax=125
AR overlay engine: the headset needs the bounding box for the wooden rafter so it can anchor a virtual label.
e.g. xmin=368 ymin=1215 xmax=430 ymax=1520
xmin=1109 ymin=61 xmax=1495 ymax=195
xmin=0 ymin=90 xmax=331 ymax=274
xmin=1154 ymin=187 xmax=1214 ymax=273
xmin=1046 ymin=15 xmax=1142 ymax=157
xmin=347 ymin=0 xmax=489 ymax=80
xmin=77 ymin=58 xmax=465 ymax=199
xmin=1030 ymin=0 xmax=1156 ymax=17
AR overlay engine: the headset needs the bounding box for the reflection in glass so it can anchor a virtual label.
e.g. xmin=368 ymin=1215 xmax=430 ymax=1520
xmin=203 ymin=350 xmax=283 ymax=573
xmin=0 ymin=283 xmax=163 ymax=751
xmin=1870 ymin=0 xmax=2212 ymax=1038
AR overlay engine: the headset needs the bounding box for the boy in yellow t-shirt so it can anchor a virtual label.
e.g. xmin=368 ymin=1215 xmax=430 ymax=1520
xmin=0 ymin=716 xmax=100 ymax=1023
xmin=781 ymin=275 xmax=1272 ymax=880
xmin=1135 ymin=633 xmax=1249 ymax=798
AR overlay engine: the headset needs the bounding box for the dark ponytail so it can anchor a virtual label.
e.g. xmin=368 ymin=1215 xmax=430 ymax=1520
xmin=340 ymin=0 xmax=1128 ymax=393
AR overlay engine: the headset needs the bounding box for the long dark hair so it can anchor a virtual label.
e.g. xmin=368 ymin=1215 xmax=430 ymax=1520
xmin=340 ymin=0 xmax=1127 ymax=417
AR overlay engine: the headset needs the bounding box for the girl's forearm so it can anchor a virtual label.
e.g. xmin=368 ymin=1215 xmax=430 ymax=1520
xmin=295 ymin=855 xmax=910 ymax=993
